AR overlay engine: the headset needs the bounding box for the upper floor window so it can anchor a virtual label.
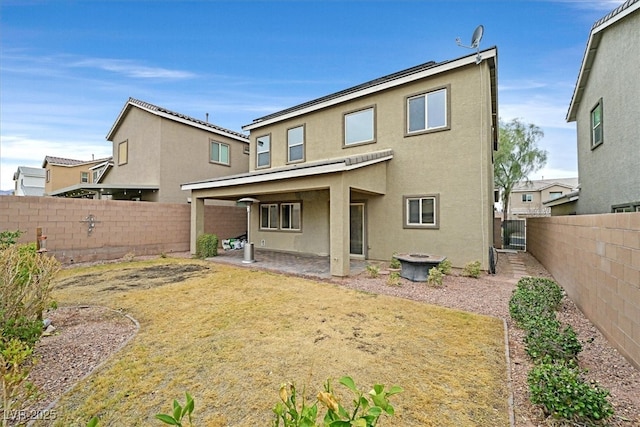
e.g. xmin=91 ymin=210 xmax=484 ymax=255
xmin=522 ymin=194 xmax=533 ymax=203
xmin=92 ymin=169 xmax=100 ymax=183
xmin=46 ymin=169 xmax=51 ymax=183
xmin=257 ymin=134 xmax=271 ymax=168
xmin=118 ymin=140 xmax=128 ymax=165
xmin=210 ymin=140 xmax=230 ymax=165
xmin=344 ymin=106 xmax=375 ymax=146
xmin=287 ymin=125 xmax=305 ymax=163
xmin=81 ymin=172 xmax=89 ymax=183
xmin=549 ymin=191 xmax=562 ymax=200
xmin=404 ymin=195 xmax=439 ymax=228
xmin=591 ymin=99 xmax=603 ymax=149
xmin=260 ymin=203 xmax=279 ymax=230
xmin=281 ymin=202 xmax=301 ymax=231
xmin=407 ymin=87 xmax=449 ymax=134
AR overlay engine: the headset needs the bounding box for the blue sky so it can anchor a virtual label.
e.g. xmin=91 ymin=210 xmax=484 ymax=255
xmin=0 ymin=0 xmax=625 ymax=191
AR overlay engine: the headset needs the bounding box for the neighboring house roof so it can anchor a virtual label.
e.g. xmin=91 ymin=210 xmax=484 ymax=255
xmin=106 ymin=97 xmax=249 ymax=143
xmin=182 ymin=149 xmax=394 ymax=191
xmin=244 ymin=47 xmax=498 ymax=132
xmin=13 ymin=166 xmax=46 ymax=180
xmin=544 ymin=190 xmax=580 ymax=207
xmin=511 ymin=178 xmax=579 ymax=193
xmin=42 ymin=155 xmax=113 ymax=168
xmin=566 ymin=0 xmax=639 ymax=121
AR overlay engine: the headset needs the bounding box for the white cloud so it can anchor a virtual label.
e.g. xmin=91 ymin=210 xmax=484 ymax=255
xmin=69 ymin=57 xmax=197 ymax=79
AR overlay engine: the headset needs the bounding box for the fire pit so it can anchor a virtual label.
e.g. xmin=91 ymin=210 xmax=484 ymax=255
xmin=395 ymin=253 xmax=447 ymax=282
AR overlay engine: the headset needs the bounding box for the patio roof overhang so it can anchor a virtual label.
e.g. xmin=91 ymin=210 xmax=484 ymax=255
xmin=181 ymin=149 xmax=394 ymax=199
xmin=48 ymin=183 xmax=159 ymax=198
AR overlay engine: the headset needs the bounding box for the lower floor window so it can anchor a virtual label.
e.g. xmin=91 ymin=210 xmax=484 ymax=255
xmin=281 ymin=203 xmax=301 ymax=230
xmin=404 ymin=195 xmax=438 ymax=228
xmin=260 ymin=204 xmax=279 ymax=229
xmin=260 ymin=202 xmax=302 ymax=231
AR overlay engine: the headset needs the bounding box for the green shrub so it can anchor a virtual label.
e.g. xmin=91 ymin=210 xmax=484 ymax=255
xmin=0 ymin=230 xmax=23 ymax=250
xmin=427 ymin=267 xmax=443 ymax=287
xmin=386 ymin=271 xmax=401 ymax=286
xmin=365 ymin=264 xmax=380 ymax=278
xmin=389 ymin=255 xmax=401 ymax=269
xmin=195 ymin=234 xmax=218 ymax=259
xmin=437 ymin=259 xmax=452 ymax=275
xmin=524 ymin=317 xmax=582 ymax=362
xmin=273 ymin=376 xmax=403 ymax=427
xmin=528 ymin=361 xmax=613 ymax=423
xmin=509 ymin=277 xmax=564 ymax=328
xmin=462 ymin=260 xmax=481 ymax=278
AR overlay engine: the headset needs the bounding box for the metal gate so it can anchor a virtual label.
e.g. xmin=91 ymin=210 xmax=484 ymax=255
xmin=502 ymin=220 xmax=526 ymax=250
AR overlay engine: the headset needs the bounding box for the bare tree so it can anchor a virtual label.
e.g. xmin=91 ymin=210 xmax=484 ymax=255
xmin=494 ymin=118 xmax=547 ymax=220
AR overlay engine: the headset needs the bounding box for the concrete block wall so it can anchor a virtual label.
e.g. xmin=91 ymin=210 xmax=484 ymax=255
xmin=0 ymin=196 xmax=245 ymax=264
xmin=527 ymin=213 xmax=640 ymax=370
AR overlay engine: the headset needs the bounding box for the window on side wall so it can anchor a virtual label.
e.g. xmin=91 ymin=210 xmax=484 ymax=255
xmin=522 ymin=194 xmax=533 ymax=202
xmin=81 ymin=172 xmax=89 ymax=183
xmin=549 ymin=191 xmax=562 ymax=200
xmin=287 ymin=125 xmax=305 ymax=163
xmin=591 ymin=99 xmax=603 ymax=149
xmin=118 ymin=140 xmax=128 ymax=165
xmin=404 ymin=195 xmax=439 ymax=229
xmin=281 ymin=202 xmax=301 ymax=231
xmin=260 ymin=204 xmax=279 ymax=230
xmin=344 ymin=106 xmax=375 ymax=146
xmin=257 ymin=134 xmax=271 ymax=168
xmin=210 ymin=140 xmax=230 ymax=165
xmin=46 ymin=169 xmax=51 ymax=183
xmin=406 ymin=86 xmax=449 ymax=135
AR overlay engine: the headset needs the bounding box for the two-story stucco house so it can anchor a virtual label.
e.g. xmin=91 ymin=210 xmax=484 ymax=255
xmin=183 ymin=49 xmax=498 ymax=277
xmin=566 ymin=0 xmax=640 ymax=214
xmin=13 ymin=166 xmax=46 ymax=196
xmin=508 ymin=178 xmax=578 ymax=219
xmin=43 ymin=155 xmax=112 ymax=196
xmin=50 ymin=98 xmax=250 ymax=203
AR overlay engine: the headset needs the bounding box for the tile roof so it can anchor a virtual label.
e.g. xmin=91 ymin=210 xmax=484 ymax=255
xmin=43 ymin=155 xmax=112 ymax=167
xmin=110 ymin=98 xmax=249 ymax=142
xmin=245 ymin=47 xmax=498 ymax=130
xmin=592 ymin=0 xmax=638 ymax=29
xmin=512 ymin=178 xmax=579 ymax=192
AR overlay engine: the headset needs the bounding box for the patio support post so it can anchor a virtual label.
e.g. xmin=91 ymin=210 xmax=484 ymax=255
xmin=329 ymin=178 xmax=350 ymax=277
xmin=190 ymin=196 xmax=205 ymax=254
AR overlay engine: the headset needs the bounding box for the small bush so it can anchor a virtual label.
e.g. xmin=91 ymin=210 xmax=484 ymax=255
xmin=0 ymin=230 xmax=23 ymax=250
xmin=509 ymin=277 xmax=564 ymax=328
xmin=195 ymin=234 xmax=218 ymax=259
xmin=387 ymin=271 xmax=401 ymax=286
xmin=389 ymin=255 xmax=401 ymax=269
xmin=528 ymin=361 xmax=613 ymax=423
xmin=437 ymin=259 xmax=452 ymax=275
xmin=524 ymin=317 xmax=582 ymax=362
xmin=462 ymin=260 xmax=481 ymax=278
xmin=426 ymin=267 xmax=443 ymax=287
xmin=365 ymin=264 xmax=380 ymax=278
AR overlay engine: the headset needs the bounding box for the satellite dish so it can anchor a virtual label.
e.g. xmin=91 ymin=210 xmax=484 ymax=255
xmin=456 ymin=25 xmax=485 ymax=64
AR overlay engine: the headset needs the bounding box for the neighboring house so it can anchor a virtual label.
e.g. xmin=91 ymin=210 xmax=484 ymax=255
xmin=50 ymin=98 xmax=250 ymax=203
xmin=183 ymin=48 xmax=498 ymax=276
xmin=43 ymin=156 xmax=112 ymax=196
xmin=565 ymin=0 xmax=640 ymax=214
xmin=13 ymin=166 xmax=46 ymax=196
xmin=508 ymin=178 xmax=579 ymax=219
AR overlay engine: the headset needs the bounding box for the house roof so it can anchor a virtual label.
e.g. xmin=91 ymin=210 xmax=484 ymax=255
xmin=181 ymin=149 xmax=394 ymax=191
xmin=243 ymin=47 xmax=498 ymax=131
xmin=106 ymin=97 xmax=249 ymax=143
xmin=13 ymin=166 xmax=46 ymax=179
xmin=511 ymin=178 xmax=579 ymax=193
xmin=566 ymin=0 xmax=639 ymax=121
xmin=42 ymin=155 xmax=112 ymax=168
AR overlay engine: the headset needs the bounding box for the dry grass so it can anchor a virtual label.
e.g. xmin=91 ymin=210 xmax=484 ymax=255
xmin=45 ymin=258 xmax=509 ymax=426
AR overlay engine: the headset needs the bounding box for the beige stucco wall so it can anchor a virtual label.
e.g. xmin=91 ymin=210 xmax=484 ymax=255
xmin=45 ymin=164 xmax=96 ymax=194
xmin=104 ymin=107 xmax=249 ymax=204
xmin=0 ymin=196 xmax=245 ymax=263
xmin=575 ymin=11 xmax=640 ymax=214
xmin=510 ymin=184 xmax=572 ymax=217
xmin=240 ymin=61 xmax=495 ymax=269
xmin=527 ymin=213 xmax=640 ymax=370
